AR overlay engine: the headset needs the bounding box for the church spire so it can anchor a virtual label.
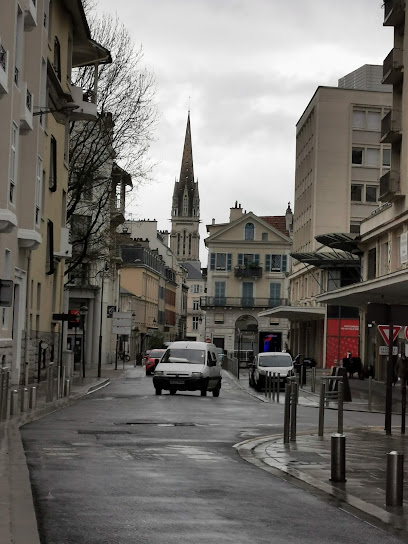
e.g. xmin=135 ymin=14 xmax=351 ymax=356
xmin=179 ymin=111 xmax=194 ymax=188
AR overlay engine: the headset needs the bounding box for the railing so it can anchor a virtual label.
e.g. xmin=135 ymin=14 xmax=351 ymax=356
xmin=200 ymin=296 xmax=289 ymax=308
xmin=234 ymin=266 xmax=262 ymax=279
xmin=0 ymin=45 xmax=6 ymax=72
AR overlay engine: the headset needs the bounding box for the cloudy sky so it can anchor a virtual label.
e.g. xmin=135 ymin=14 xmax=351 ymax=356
xmin=94 ymin=0 xmax=393 ymax=261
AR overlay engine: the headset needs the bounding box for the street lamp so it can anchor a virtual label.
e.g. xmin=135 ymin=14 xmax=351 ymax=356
xmin=97 ymin=263 xmax=109 ymax=378
xmin=80 ymin=305 xmax=88 ymax=378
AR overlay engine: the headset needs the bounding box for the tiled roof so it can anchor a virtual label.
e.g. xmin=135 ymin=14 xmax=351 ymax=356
xmin=260 ymin=216 xmax=289 ymax=237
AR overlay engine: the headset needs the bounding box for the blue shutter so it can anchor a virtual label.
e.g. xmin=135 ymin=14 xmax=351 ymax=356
xmin=210 ymin=253 xmax=216 ymax=270
xmin=265 ymin=254 xmax=271 ymax=272
xmin=227 ymin=253 xmax=232 ymax=270
xmin=238 ymin=253 xmax=243 ymax=266
xmin=282 ymin=255 xmax=287 ymax=272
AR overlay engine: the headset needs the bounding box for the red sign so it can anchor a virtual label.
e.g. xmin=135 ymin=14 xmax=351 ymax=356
xmin=378 ymin=325 xmax=402 ymax=345
xmin=326 ymin=318 xmax=360 ymax=368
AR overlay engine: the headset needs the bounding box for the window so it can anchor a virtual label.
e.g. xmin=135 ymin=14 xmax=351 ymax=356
xmin=265 ymin=254 xmax=287 ymax=272
xmin=35 ymin=157 xmax=43 ymax=225
xmin=192 ymin=316 xmax=199 ymax=330
xmin=49 ymin=136 xmax=57 ymax=191
xmin=242 ymin=282 xmax=254 ymax=306
xmin=53 ymin=36 xmax=61 ymax=80
xmin=383 ymin=148 xmax=391 ymax=168
xmin=269 ymin=283 xmax=281 ymax=306
xmin=352 ymin=110 xmax=365 ymax=129
xmin=193 ymin=300 xmax=199 ymax=310
xmin=183 ymin=195 xmax=188 ymax=215
xmin=238 ymin=253 xmax=260 ymax=267
xmin=210 ymin=253 xmax=232 ymax=271
xmin=9 ymin=123 xmax=18 ymax=204
xmin=193 ymin=284 xmax=200 ymax=294
xmin=352 ymin=109 xmax=381 ymax=131
xmin=262 ymin=233 xmax=268 ymax=241
xmin=366 ymin=148 xmax=379 ymax=167
xmin=214 ymin=313 xmax=224 ymax=324
xmin=352 ymin=147 xmax=363 ymax=165
xmin=214 ymin=281 xmax=226 ymax=305
xmin=351 ymin=184 xmax=362 ymax=202
xmin=366 ymin=186 xmax=377 ymax=203
xmin=350 ymin=223 xmax=360 ymax=234
xmin=245 ymin=222 xmax=254 ymax=240
xmin=367 ymin=248 xmax=376 ymax=280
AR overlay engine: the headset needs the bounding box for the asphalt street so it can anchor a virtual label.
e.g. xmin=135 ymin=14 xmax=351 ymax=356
xmin=21 ymin=368 xmax=405 ymax=544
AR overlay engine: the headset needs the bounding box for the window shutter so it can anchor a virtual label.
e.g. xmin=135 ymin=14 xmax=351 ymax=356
xmin=265 ymin=254 xmax=271 ymax=272
xmin=282 ymin=255 xmax=287 ymax=272
xmin=238 ymin=253 xmax=243 ymax=266
xmin=210 ymin=253 xmax=216 ymax=270
xmin=254 ymin=254 xmax=260 ymax=265
xmin=227 ymin=253 xmax=232 ymax=270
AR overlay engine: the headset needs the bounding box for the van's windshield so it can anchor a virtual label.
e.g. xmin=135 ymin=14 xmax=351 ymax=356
xmin=162 ymin=349 xmax=205 ymax=364
xmin=258 ymin=355 xmax=292 ymax=367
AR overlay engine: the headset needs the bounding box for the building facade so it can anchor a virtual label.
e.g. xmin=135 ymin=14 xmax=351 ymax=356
xmin=202 ymin=203 xmax=292 ymax=359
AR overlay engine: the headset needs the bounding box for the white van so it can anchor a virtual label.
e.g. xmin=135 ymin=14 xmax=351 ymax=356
xmin=249 ymin=351 xmax=294 ymax=391
xmin=153 ymin=341 xmax=222 ymax=397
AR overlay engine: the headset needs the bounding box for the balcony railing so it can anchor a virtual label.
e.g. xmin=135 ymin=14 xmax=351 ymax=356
xmin=200 ymin=296 xmax=289 ymax=309
xmin=382 ymin=47 xmax=404 ymax=85
xmin=384 ymin=0 xmax=405 ymax=26
xmin=381 ymin=109 xmax=402 ymax=143
xmin=234 ymin=265 xmax=262 ymax=279
xmin=379 ymin=169 xmax=401 ymax=202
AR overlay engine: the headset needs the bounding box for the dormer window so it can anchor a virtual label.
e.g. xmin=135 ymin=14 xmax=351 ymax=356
xmin=245 ymin=222 xmax=254 ymax=240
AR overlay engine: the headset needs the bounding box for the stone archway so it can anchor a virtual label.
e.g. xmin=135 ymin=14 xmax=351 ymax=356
xmin=235 ymin=315 xmax=258 ymax=364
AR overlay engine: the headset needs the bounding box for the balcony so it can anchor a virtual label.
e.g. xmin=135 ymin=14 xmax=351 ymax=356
xmin=70 ymin=85 xmax=97 ymax=121
xmin=20 ymin=84 xmax=33 ymax=132
xmin=379 ymin=169 xmax=402 ymax=202
xmin=0 ymin=44 xmax=8 ymax=94
xmin=21 ymin=0 xmax=37 ymax=28
xmin=382 ymin=48 xmax=403 ymax=85
xmin=200 ymin=296 xmax=289 ymax=310
xmin=381 ymin=109 xmax=402 ymax=143
xmin=234 ymin=265 xmax=262 ymax=279
xmin=383 ymin=0 xmax=405 ymax=26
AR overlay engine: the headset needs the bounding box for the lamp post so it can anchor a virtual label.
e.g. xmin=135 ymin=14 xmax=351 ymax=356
xmin=80 ymin=305 xmax=88 ymax=378
xmin=97 ymin=263 xmax=108 ymax=378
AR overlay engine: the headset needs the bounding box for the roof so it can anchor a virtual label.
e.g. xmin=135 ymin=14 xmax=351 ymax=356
xmin=182 ymin=261 xmax=203 ymax=280
xmin=314 ymin=233 xmax=361 ymax=254
xmin=291 ymin=251 xmax=360 ymax=269
xmin=260 ymin=216 xmax=289 ymax=237
xmin=258 ymin=305 xmax=326 ymax=321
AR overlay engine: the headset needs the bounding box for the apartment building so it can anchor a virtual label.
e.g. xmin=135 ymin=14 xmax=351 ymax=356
xmin=287 ymin=66 xmax=392 ymax=368
xmin=0 ymin=0 xmax=109 ymax=384
xmin=318 ymin=2 xmax=408 ymax=381
xmin=201 ymin=203 xmax=292 ymax=358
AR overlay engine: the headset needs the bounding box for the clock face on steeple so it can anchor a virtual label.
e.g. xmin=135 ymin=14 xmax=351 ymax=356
xmin=170 ymin=112 xmax=200 ymax=261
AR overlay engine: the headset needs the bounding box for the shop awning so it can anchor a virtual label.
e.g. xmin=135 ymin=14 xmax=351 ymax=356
xmin=291 ymin=251 xmax=360 ymax=268
xmin=314 ymin=233 xmax=362 ymax=254
xmin=258 ymin=305 xmax=326 ymax=321
xmin=316 ymin=269 xmax=408 ymax=308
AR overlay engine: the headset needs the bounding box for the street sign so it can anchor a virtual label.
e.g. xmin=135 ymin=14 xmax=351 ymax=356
xmin=107 ymin=305 xmax=116 ymax=318
xmin=112 ymin=312 xmax=132 ymax=335
xmin=378 ymin=325 xmax=402 ymax=345
xmin=379 ymin=345 xmax=398 ymax=356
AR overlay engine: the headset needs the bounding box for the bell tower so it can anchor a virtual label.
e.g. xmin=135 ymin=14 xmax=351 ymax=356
xmin=170 ymin=112 xmax=200 ymax=261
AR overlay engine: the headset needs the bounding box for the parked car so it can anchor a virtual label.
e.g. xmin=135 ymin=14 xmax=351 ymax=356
xmin=145 ymin=349 xmax=165 ymax=375
xmin=153 ymin=341 xmax=222 ymax=396
xmin=249 ymin=351 xmax=294 ymax=391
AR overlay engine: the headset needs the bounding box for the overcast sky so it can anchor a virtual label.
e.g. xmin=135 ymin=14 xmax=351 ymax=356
xmin=94 ymin=0 xmax=393 ymax=262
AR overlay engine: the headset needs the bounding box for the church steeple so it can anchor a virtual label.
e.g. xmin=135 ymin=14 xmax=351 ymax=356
xmin=170 ymin=112 xmax=200 ymax=261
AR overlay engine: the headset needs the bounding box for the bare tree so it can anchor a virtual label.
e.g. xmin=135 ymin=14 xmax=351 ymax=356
xmin=66 ymin=13 xmax=157 ymax=277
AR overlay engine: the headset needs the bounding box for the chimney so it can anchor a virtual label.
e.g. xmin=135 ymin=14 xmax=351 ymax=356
xmin=230 ymin=202 xmax=243 ymax=222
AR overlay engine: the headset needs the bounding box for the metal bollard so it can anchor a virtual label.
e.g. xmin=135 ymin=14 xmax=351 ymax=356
xmin=271 ymin=373 xmax=276 ymax=401
xmin=331 ymin=433 xmax=346 ymax=482
xmin=61 ymin=365 xmax=66 ymax=399
xmin=10 ymin=389 xmax=19 ymax=416
xmin=368 ymin=376 xmax=372 ymax=411
xmin=311 ymin=367 xmax=316 ymax=393
xmin=46 ymin=362 xmax=54 ymax=403
xmin=284 ymin=382 xmax=291 ymax=444
xmin=386 ymin=451 xmax=404 ymax=506
xmin=1 ymin=368 xmax=10 ymax=421
xmin=64 ymin=378 xmax=71 ymax=397
xmin=290 ymin=381 xmax=298 ymax=442
xmin=268 ymin=372 xmax=272 ymax=400
xmin=318 ymin=381 xmax=326 ymax=436
xmin=276 ymin=374 xmax=280 ymax=403
xmin=20 ymin=387 xmax=29 ymax=412
xmin=29 ymin=386 xmax=37 ymax=409
xmin=337 ymin=381 xmax=344 ymax=435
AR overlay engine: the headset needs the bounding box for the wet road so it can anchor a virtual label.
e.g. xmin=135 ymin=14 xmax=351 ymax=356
xmin=21 ymin=369 xmax=404 ymax=543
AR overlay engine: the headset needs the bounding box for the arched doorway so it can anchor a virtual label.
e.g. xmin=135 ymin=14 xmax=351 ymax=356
xmin=235 ymin=315 xmax=258 ymax=365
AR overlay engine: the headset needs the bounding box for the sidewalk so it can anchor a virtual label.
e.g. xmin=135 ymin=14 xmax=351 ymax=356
xmin=228 ymin=368 xmax=408 ymax=540
xmin=0 ymin=360 xmax=131 ymax=544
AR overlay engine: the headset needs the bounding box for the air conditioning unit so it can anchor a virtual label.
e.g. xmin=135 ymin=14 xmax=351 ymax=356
xmin=55 ymin=227 xmax=72 ymax=259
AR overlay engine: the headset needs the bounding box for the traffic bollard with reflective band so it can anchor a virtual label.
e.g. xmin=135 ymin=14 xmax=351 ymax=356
xmin=20 ymin=387 xmax=29 ymax=412
xmin=318 ymin=382 xmax=326 ymax=436
xmin=65 ymin=378 xmax=71 ymax=397
xmin=284 ymin=382 xmax=291 ymax=444
xmin=386 ymin=451 xmax=404 ymax=506
xmin=290 ymin=382 xmax=298 ymax=442
xmin=330 ymin=433 xmax=346 ymax=482
xmin=10 ymin=389 xmax=19 ymax=416
xmin=29 ymin=386 xmax=37 ymax=409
